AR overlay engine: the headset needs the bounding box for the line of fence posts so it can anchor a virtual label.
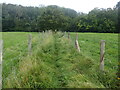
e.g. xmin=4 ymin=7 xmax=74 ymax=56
xmin=15 ymin=32 xmax=107 ymax=71
xmin=0 ymin=40 xmax=3 ymax=89
xmin=0 ymin=32 xmax=106 ymax=89
xmin=66 ymin=31 xmax=105 ymax=71
xmin=5 ymin=32 xmax=106 ymax=72
xmin=27 ymin=32 xmax=106 ymax=72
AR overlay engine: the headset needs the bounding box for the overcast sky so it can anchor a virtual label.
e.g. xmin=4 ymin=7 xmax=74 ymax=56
xmin=0 ymin=0 xmax=119 ymax=13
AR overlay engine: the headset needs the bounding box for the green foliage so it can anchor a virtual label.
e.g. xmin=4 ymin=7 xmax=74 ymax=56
xmin=37 ymin=5 xmax=70 ymax=31
xmin=2 ymin=2 xmax=119 ymax=33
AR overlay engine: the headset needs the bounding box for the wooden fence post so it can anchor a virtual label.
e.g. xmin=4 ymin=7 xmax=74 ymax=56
xmin=76 ymin=33 xmax=78 ymax=40
xmin=42 ymin=31 xmax=44 ymax=34
xmin=64 ymin=31 xmax=66 ymax=37
xmin=42 ymin=31 xmax=44 ymax=38
xmin=63 ymin=31 xmax=65 ymax=37
xmin=28 ymin=34 xmax=32 ymax=55
xmin=39 ymin=31 xmax=40 ymax=37
xmin=100 ymin=40 xmax=105 ymax=71
xmin=0 ymin=40 xmax=3 ymax=89
xmin=68 ymin=32 xmax=70 ymax=39
xmin=48 ymin=30 xmax=50 ymax=35
xmin=75 ymin=33 xmax=80 ymax=52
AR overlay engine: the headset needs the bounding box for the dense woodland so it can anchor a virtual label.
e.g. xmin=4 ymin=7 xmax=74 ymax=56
xmin=1 ymin=2 xmax=120 ymax=33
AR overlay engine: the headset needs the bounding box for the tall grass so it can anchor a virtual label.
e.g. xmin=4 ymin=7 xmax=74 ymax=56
xmin=2 ymin=31 xmax=118 ymax=88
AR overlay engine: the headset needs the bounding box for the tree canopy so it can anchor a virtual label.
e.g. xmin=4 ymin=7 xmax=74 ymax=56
xmin=1 ymin=2 xmax=119 ymax=33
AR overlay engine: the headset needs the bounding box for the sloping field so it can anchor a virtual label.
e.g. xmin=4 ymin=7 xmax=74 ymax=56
xmin=2 ymin=32 xmax=118 ymax=88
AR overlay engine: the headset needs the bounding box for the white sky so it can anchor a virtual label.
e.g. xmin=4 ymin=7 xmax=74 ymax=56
xmin=0 ymin=0 xmax=119 ymax=13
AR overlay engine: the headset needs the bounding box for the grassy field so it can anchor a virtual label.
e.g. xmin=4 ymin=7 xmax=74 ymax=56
xmin=70 ymin=33 xmax=118 ymax=73
xmin=2 ymin=31 xmax=118 ymax=88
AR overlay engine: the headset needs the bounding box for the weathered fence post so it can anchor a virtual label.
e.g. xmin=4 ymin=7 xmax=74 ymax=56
xmin=39 ymin=31 xmax=40 ymax=37
xmin=100 ymin=40 xmax=105 ymax=71
xmin=0 ymin=40 xmax=3 ymax=89
xmin=65 ymin=31 xmax=66 ymax=36
xmin=68 ymin=32 xmax=70 ymax=39
xmin=48 ymin=30 xmax=50 ymax=35
xmin=28 ymin=34 xmax=32 ymax=55
xmin=75 ymin=33 xmax=80 ymax=52
xmin=42 ymin=31 xmax=44 ymax=34
xmin=42 ymin=31 xmax=44 ymax=38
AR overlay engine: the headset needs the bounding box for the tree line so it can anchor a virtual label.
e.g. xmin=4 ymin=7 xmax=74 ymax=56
xmin=1 ymin=2 xmax=120 ymax=33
